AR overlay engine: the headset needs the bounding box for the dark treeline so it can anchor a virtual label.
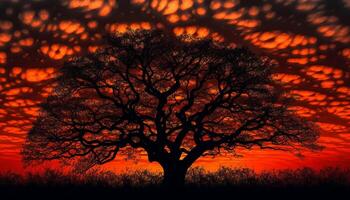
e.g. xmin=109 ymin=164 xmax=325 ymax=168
xmin=1 ymin=167 xmax=349 ymax=199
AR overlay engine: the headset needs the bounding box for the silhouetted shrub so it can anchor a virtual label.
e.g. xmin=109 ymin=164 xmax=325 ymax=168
xmin=1 ymin=167 xmax=350 ymax=188
xmin=1 ymin=167 xmax=349 ymax=199
xmin=0 ymin=167 xmax=350 ymax=195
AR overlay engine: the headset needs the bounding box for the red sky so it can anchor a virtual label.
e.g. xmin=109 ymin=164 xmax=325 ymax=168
xmin=0 ymin=0 xmax=349 ymax=174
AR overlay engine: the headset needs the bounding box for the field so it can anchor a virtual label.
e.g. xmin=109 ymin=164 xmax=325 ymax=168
xmin=1 ymin=167 xmax=349 ymax=199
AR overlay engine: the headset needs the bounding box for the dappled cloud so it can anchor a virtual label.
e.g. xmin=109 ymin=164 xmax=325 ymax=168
xmin=0 ymin=0 xmax=349 ymax=171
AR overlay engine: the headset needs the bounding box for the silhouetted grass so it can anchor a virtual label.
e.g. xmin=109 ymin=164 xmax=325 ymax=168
xmin=1 ymin=167 xmax=349 ymax=199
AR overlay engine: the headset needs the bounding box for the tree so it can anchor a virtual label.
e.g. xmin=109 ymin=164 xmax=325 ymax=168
xmin=23 ymin=30 xmax=320 ymax=187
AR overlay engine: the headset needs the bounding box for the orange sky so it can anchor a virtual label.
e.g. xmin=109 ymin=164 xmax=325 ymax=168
xmin=0 ymin=0 xmax=349 ymax=174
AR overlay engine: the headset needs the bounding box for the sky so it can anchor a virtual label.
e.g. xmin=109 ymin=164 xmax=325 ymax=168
xmin=0 ymin=0 xmax=349 ymax=173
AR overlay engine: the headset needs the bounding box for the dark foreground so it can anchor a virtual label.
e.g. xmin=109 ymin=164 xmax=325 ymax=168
xmin=1 ymin=167 xmax=349 ymax=200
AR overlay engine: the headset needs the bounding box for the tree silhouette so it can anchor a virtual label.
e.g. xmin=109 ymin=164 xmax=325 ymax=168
xmin=23 ymin=30 xmax=320 ymax=187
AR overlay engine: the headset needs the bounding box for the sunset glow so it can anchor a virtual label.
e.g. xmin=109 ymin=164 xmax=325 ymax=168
xmin=0 ymin=0 xmax=349 ymax=174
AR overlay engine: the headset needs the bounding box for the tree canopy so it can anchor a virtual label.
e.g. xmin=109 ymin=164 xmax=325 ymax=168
xmin=23 ymin=30 xmax=320 ymax=186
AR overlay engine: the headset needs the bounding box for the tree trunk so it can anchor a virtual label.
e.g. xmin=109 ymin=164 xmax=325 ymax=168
xmin=162 ymin=163 xmax=188 ymax=188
